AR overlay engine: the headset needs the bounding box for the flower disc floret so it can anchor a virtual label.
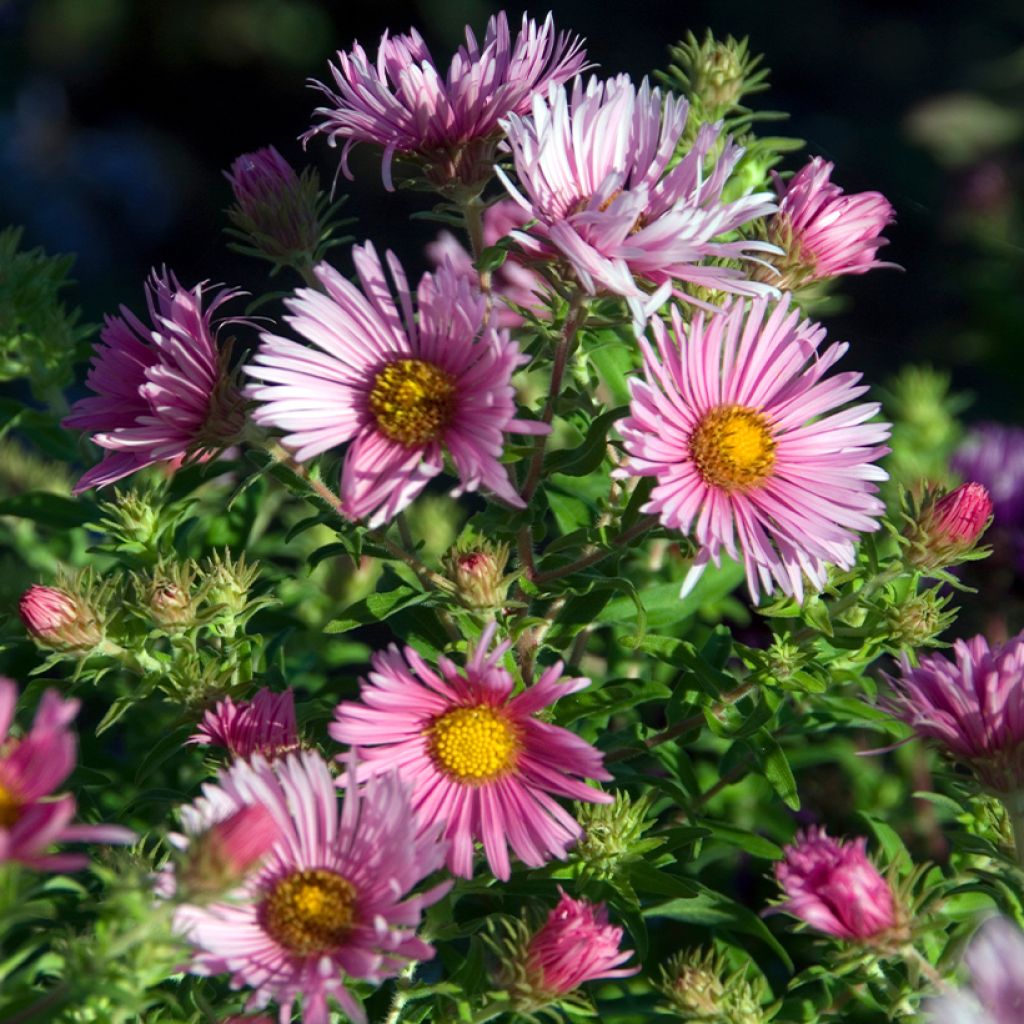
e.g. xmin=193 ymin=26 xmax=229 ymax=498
xmin=369 ymin=358 xmax=457 ymax=446
xmin=331 ymin=624 xmax=612 ymax=880
xmin=262 ymin=868 xmax=357 ymax=955
xmin=618 ymin=296 xmax=890 ymax=601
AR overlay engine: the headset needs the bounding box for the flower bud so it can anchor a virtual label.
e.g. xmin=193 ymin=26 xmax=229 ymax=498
xmin=771 ymin=827 xmax=907 ymax=946
xmin=574 ymin=791 xmax=659 ymax=879
xmin=149 ymin=581 xmax=194 ymax=628
xmin=225 ymin=147 xmax=323 ymax=267
xmin=664 ymin=31 xmax=767 ymax=118
xmin=657 ymin=948 xmax=766 ymax=1023
xmin=19 ymin=584 xmax=103 ymax=652
xmin=180 ymin=803 xmax=281 ymax=897
xmin=907 ymin=482 xmax=993 ymax=571
xmin=886 ymin=588 xmax=955 ymax=649
xmin=443 ymin=539 xmax=511 ymax=612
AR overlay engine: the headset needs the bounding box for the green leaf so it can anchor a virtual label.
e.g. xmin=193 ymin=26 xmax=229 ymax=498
xmin=0 ymin=492 xmax=95 ymax=528
xmin=700 ymin=818 xmax=783 ymax=859
xmin=543 ymin=406 xmax=626 ymax=477
xmin=325 ymin=585 xmax=431 ymax=633
xmin=754 ymin=730 xmax=801 ymax=810
xmin=627 ymin=861 xmax=698 ymax=900
xmin=545 ymin=487 xmax=594 ymax=535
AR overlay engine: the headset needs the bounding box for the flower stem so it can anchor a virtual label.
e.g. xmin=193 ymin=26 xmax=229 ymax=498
xmin=532 ymin=515 xmax=658 ymax=586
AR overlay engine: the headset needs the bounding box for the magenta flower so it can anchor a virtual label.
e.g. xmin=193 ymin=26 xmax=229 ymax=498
xmin=769 ymin=157 xmax=896 ymax=286
xmin=19 ymin=584 xmax=102 ymax=652
xmin=305 ymin=12 xmax=586 ymax=191
xmin=225 ymin=146 xmax=321 ymax=265
xmin=330 ymin=624 xmax=612 ymax=880
xmin=772 ymin=827 xmax=900 ymax=942
xmin=171 ymin=751 xmax=449 ymax=1024
xmin=886 ymin=633 xmax=1024 ymax=792
xmin=426 ymin=199 xmax=548 ymax=327
xmin=926 ymin=917 xmax=1024 ymax=1024
xmin=244 ymin=242 xmax=546 ymax=527
xmin=498 ymin=75 xmax=778 ymax=316
xmin=0 ymin=678 xmax=133 ymax=870
xmin=189 ymin=688 xmax=299 ymax=761
xmin=523 ymin=888 xmax=637 ymax=996
xmin=64 ymin=270 xmax=247 ymax=493
xmin=618 ymin=297 xmax=889 ymax=601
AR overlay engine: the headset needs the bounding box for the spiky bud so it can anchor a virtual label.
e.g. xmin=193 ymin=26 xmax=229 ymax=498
xmin=573 ymin=791 xmax=661 ymax=879
xmin=905 ymin=482 xmax=993 ymax=572
xmin=19 ymin=583 xmax=103 ymax=652
xmin=443 ymin=538 xmax=511 ymax=613
xmin=886 ymin=588 xmax=955 ymax=650
xmin=201 ymin=550 xmax=263 ymax=624
xmin=657 ymin=948 xmax=766 ymax=1023
xmin=142 ymin=563 xmax=199 ymax=630
xmin=663 ymin=31 xmax=768 ymax=119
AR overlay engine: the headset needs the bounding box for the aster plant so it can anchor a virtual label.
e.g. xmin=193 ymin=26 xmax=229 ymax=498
xmin=1 ymin=11 xmax=1021 ymax=1024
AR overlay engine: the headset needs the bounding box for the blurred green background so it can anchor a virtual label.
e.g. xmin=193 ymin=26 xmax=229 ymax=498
xmin=0 ymin=0 xmax=1022 ymax=411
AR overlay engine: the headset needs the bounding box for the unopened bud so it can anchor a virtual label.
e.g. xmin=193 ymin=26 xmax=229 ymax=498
xmin=225 ymin=147 xmax=322 ymax=267
xmin=905 ymin=482 xmax=993 ymax=571
xmin=887 ymin=589 xmax=954 ymax=649
xmin=19 ymin=584 xmax=103 ymax=652
xmin=664 ymin=31 xmax=766 ymax=118
xmin=149 ymin=582 xmax=193 ymax=627
xmin=574 ymin=791 xmax=659 ymax=879
xmin=202 ymin=551 xmax=260 ymax=619
xmin=181 ymin=803 xmax=281 ymax=897
xmin=658 ymin=948 xmax=767 ymax=1023
xmin=444 ymin=539 xmax=511 ymax=612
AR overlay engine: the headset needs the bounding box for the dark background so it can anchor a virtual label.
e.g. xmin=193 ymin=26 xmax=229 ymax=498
xmin=1 ymin=0 xmax=1022 ymax=416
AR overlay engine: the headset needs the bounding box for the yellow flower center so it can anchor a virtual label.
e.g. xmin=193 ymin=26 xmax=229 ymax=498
xmin=0 ymin=780 xmax=21 ymax=828
xmin=689 ymin=404 xmax=777 ymax=492
xmin=428 ymin=706 xmax=519 ymax=784
xmin=261 ymin=868 xmax=357 ymax=955
xmin=368 ymin=358 xmax=457 ymax=447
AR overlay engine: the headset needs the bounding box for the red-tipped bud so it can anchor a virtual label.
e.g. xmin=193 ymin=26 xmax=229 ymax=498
xmin=906 ymin=481 xmax=993 ymax=570
xmin=444 ymin=539 xmax=511 ymax=613
xmin=19 ymin=585 xmax=103 ymax=652
xmin=182 ymin=803 xmax=282 ymax=896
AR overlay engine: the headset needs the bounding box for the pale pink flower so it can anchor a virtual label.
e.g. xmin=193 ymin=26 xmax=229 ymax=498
xmin=330 ymin=624 xmax=612 ymax=881
xmin=618 ymin=297 xmax=890 ymax=601
xmin=772 ymin=827 xmax=898 ymax=941
xmin=305 ymin=12 xmax=586 ymax=191
xmin=769 ymin=157 xmax=896 ymax=285
xmin=189 ymin=688 xmax=299 ymax=761
xmin=244 ymin=242 xmax=546 ymax=527
xmin=926 ymin=917 xmax=1024 ymax=1024
xmin=64 ymin=270 xmax=247 ymax=493
xmin=19 ymin=584 xmax=102 ymax=652
xmin=426 ymin=199 xmax=549 ymax=328
xmin=524 ymin=888 xmax=637 ymax=995
xmin=885 ymin=633 xmax=1024 ymax=792
xmin=0 ymin=678 xmax=133 ymax=870
xmin=171 ymin=751 xmax=449 ymax=1024
xmin=498 ymin=75 xmax=778 ymax=317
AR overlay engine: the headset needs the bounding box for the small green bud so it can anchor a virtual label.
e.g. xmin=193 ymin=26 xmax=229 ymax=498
xmin=443 ymin=538 xmax=511 ymax=613
xmin=658 ymin=948 xmax=767 ymax=1024
xmin=886 ymin=587 xmax=955 ymax=649
xmin=574 ymin=791 xmax=661 ymax=878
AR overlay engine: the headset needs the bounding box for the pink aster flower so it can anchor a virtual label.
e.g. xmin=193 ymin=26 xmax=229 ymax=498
xmin=0 ymin=678 xmax=133 ymax=870
xmin=171 ymin=750 xmax=449 ymax=1024
xmin=768 ymin=156 xmax=897 ymax=287
xmin=426 ymin=199 xmax=549 ymax=328
xmin=926 ymin=917 xmax=1024 ymax=1024
xmin=498 ymin=75 xmax=778 ymax=317
xmin=330 ymin=623 xmax=613 ymax=881
xmin=772 ymin=827 xmax=900 ymax=942
xmin=618 ymin=296 xmax=889 ymax=601
xmin=244 ymin=242 xmax=546 ymax=527
xmin=885 ymin=633 xmax=1024 ymax=792
xmin=305 ymin=12 xmax=586 ymax=191
xmin=523 ymin=888 xmax=637 ymax=996
xmin=63 ymin=270 xmax=248 ymax=493
xmin=189 ymin=688 xmax=299 ymax=761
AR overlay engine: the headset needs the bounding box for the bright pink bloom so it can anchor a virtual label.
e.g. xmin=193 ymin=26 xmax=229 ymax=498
xmin=330 ymin=624 xmax=612 ymax=880
xmin=0 ymin=678 xmax=133 ymax=870
xmin=305 ymin=12 xmax=586 ymax=191
xmin=928 ymin=482 xmax=993 ymax=548
xmin=19 ymin=584 xmax=102 ymax=651
xmin=618 ymin=297 xmax=890 ymax=601
xmin=225 ymin=146 xmax=321 ymax=262
xmin=426 ymin=200 xmax=548 ymax=328
xmin=926 ymin=917 xmax=1024 ymax=1024
xmin=773 ymin=827 xmax=897 ymax=941
xmin=886 ymin=633 xmax=1024 ymax=792
xmin=498 ymin=75 xmax=778 ymax=317
xmin=524 ymin=888 xmax=637 ymax=995
xmin=172 ymin=751 xmax=449 ymax=1024
xmin=64 ymin=270 xmax=247 ymax=493
xmin=770 ymin=157 xmax=896 ymax=285
xmin=244 ymin=242 xmax=546 ymax=527
xmin=189 ymin=688 xmax=299 ymax=761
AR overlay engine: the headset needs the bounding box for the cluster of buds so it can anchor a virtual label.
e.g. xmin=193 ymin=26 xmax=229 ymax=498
xmin=19 ymin=575 xmax=105 ymax=654
xmin=225 ymin=146 xmax=349 ymax=274
xmin=573 ymin=791 xmax=661 ymax=879
xmin=443 ymin=537 xmax=513 ymax=615
xmin=901 ymin=481 xmax=993 ymax=574
xmin=175 ymin=803 xmax=282 ymax=900
xmin=657 ymin=948 xmax=767 ymax=1024
xmin=490 ymin=889 xmax=636 ymax=1013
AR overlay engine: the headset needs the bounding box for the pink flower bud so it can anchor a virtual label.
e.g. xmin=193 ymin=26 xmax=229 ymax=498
xmin=182 ymin=803 xmax=282 ymax=896
xmin=18 ymin=585 xmax=102 ymax=652
xmin=445 ymin=540 xmax=511 ymax=612
xmin=773 ymin=827 xmax=900 ymax=942
xmin=189 ymin=688 xmax=299 ymax=761
xmin=523 ymin=889 xmax=637 ymax=997
xmin=929 ymin=482 xmax=993 ymax=547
